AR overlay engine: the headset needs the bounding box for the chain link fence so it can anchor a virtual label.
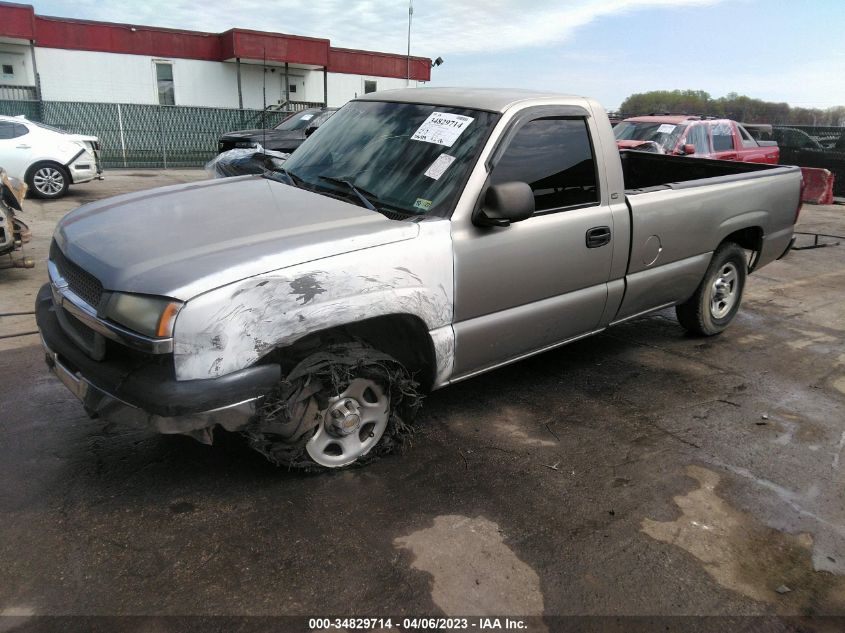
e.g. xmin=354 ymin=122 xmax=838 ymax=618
xmin=0 ymin=99 xmax=319 ymax=168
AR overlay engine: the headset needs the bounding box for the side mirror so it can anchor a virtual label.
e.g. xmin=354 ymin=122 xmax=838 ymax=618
xmin=473 ymin=181 xmax=535 ymax=227
xmin=682 ymin=143 xmax=696 ymax=155
xmin=305 ymin=126 xmax=318 ymax=137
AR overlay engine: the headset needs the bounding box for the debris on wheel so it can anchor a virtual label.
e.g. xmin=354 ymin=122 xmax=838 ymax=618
xmin=243 ymin=343 xmax=421 ymax=470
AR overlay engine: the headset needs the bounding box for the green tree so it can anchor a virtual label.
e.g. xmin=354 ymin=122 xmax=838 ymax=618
xmin=618 ymin=90 xmax=843 ymax=126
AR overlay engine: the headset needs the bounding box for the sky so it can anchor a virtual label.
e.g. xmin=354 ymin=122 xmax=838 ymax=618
xmin=29 ymin=0 xmax=845 ymax=111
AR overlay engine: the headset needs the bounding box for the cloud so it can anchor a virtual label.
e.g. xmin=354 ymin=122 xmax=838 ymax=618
xmin=35 ymin=0 xmax=725 ymax=56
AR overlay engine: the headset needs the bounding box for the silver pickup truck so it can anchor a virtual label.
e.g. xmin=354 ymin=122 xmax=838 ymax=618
xmin=36 ymin=88 xmax=802 ymax=469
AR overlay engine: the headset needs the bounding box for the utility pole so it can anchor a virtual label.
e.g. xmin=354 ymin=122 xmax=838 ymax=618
xmin=406 ymin=0 xmax=413 ymax=86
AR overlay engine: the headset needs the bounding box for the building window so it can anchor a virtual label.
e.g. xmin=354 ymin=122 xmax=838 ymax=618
xmin=289 ymin=84 xmax=297 ymax=94
xmin=364 ymin=80 xmax=377 ymax=94
xmin=155 ymin=62 xmax=175 ymax=105
xmin=1 ymin=64 xmax=13 ymax=77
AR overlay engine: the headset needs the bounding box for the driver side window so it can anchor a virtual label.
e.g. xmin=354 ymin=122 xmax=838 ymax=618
xmin=491 ymin=117 xmax=599 ymax=213
xmin=685 ymin=124 xmax=710 ymax=154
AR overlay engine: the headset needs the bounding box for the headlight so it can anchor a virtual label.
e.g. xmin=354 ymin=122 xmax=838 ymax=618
xmin=104 ymin=293 xmax=183 ymax=338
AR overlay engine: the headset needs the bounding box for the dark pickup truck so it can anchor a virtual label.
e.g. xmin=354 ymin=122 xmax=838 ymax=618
xmin=217 ymin=107 xmax=336 ymax=154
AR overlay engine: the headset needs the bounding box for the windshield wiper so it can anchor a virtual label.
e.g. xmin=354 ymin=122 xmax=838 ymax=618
xmin=263 ymin=166 xmax=304 ymax=188
xmin=318 ymin=175 xmax=379 ymax=212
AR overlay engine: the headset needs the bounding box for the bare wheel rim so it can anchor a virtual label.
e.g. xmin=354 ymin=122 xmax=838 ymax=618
xmin=709 ymin=261 xmax=739 ymax=319
xmin=305 ymin=377 xmax=390 ymax=468
xmin=33 ymin=167 xmax=65 ymax=195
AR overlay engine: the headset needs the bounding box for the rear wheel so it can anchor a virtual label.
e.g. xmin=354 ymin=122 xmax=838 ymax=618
xmin=26 ymin=162 xmax=70 ymax=199
xmin=243 ymin=342 xmax=420 ymax=470
xmin=676 ymin=243 xmax=747 ymax=336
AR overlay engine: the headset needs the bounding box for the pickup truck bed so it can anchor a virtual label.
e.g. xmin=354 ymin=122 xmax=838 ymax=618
xmin=620 ymin=150 xmax=792 ymax=192
xmin=614 ymin=150 xmax=799 ymax=323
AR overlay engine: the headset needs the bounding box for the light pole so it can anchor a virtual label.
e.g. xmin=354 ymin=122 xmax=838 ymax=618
xmin=406 ymin=0 xmax=413 ymax=86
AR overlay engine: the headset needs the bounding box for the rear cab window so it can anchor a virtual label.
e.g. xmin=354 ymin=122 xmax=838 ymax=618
xmin=737 ymin=125 xmax=759 ymax=148
xmin=490 ymin=117 xmax=599 ymax=213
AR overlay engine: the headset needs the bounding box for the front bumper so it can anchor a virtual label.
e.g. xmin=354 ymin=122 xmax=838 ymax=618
xmin=36 ymin=284 xmax=280 ymax=439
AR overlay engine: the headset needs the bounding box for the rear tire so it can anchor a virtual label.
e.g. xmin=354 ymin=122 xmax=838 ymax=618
xmin=26 ymin=162 xmax=70 ymax=199
xmin=676 ymin=242 xmax=747 ymax=336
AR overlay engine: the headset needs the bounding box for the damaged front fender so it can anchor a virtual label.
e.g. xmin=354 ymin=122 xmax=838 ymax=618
xmin=172 ymin=219 xmax=456 ymax=387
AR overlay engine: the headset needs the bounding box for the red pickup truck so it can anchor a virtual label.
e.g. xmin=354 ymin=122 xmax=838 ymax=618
xmin=614 ymin=115 xmax=780 ymax=164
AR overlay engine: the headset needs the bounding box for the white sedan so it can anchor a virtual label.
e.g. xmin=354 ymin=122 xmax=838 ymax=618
xmin=0 ymin=115 xmax=102 ymax=199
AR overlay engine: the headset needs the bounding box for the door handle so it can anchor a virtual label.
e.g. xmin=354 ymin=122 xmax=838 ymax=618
xmin=586 ymin=226 xmax=611 ymax=248
xmin=16 ymin=144 xmax=31 ymax=149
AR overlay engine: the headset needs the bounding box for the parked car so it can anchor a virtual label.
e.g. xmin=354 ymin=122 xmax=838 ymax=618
xmin=217 ymin=107 xmax=337 ymax=155
xmin=205 ymin=146 xmax=289 ymax=179
xmin=614 ymin=115 xmax=779 ymax=164
xmin=772 ymin=127 xmax=824 ymax=151
xmin=0 ymin=116 xmax=102 ymax=199
xmin=0 ymin=168 xmax=33 ymax=270
xmin=37 ymin=88 xmax=801 ymax=469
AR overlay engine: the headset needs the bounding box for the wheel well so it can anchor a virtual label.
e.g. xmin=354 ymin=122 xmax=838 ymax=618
xmin=266 ymin=314 xmax=438 ymax=392
xmin=721 ymin=226 xmax=763 ymax=271
xmin=25 ymin=160 xmax=68 ymax=181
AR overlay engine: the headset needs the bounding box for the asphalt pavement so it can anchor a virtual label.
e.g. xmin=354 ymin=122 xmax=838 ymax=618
xmin=1 ymin=171 xmax=844 ymax=628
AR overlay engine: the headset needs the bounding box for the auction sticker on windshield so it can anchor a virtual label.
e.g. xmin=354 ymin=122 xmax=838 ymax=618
xmin=412 ymin=112 xmax=474 ymax=147
xmin=424 ymin=154 xmax=456 ymax=180
xmin=656 ymin=124 xmax=676 ymax=134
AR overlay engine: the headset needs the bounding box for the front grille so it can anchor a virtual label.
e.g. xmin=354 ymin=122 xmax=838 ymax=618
xmin=50 ymin=241 xmax=104 ymax=309
xmin=218 ymin=138 xmax=256 ymax=153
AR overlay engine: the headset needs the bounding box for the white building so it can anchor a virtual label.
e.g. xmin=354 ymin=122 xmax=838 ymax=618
xmin=0 ymin=2 xmax=432 ymax=109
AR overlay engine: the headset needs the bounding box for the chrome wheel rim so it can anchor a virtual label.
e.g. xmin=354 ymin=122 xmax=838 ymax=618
xmin=305 ymin=377 xmax=390 ymax=468
xmin=709 ymin=262 xmax=739 ymax=319
xmin=33 ymin=167 xmax=65 ymax=196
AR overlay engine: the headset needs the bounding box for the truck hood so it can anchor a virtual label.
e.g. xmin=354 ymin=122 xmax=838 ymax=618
xmin=616 ymin=139 xmax=666 ymax=153
xmin=54 ymin=176 xmax=419 ymax=301
xmin=221 ymin=129 xmax=303 ymax=147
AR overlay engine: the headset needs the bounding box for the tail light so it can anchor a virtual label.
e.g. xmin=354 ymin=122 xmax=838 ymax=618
xmin=795 ymin=176 xmax=805 ymax=223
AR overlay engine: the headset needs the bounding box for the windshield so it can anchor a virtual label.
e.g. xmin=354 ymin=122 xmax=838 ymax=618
xmin=275 ymin=110 xmax=321 ymax=131
xmin=280 ymin=101 xmax=498 ymax=217
xmin=614 ymin=121 xmax=686 ymax=153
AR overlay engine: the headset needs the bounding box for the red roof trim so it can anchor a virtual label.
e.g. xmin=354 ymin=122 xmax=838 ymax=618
xmin=33 ymin=15 xmax=224 ymax=61
xmin=228 ymin=29 xmax=329 ymax=67
xmin=0 ymin=2 xmax=35 ymax=40
xmin=328 ymin=47 xmax=430 ymax=81
xmin=0 ymin=2 xmax=430 ymax=79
